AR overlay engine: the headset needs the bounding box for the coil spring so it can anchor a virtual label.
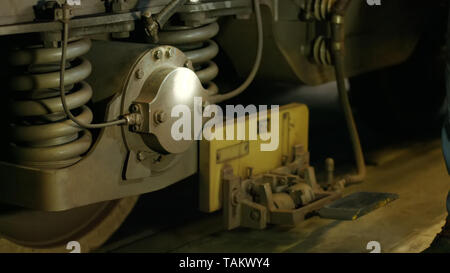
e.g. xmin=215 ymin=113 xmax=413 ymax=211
xmin=312 ymin=36 xmax=332 ymax=65
xmin=306 ymin=0 xmax=336 ymax=21
xmin=158 ymin=21 xmax=220 ymax=95
xmin=7 ymin=38 xmax=94 ymax=168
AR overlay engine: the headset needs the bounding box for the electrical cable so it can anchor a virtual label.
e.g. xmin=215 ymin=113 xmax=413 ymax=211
xmin=207 ymin=0 xmax=263 ymax=104
xmin=59 ymin=8 xmax=127 ymax=129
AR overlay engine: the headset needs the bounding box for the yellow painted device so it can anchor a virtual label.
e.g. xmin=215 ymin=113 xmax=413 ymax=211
xmin=199 ymin=103 xmax=309 ymax=212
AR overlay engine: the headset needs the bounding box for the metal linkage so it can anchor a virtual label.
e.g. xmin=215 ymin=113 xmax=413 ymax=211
xmin=223 ymin=145 xmax=341 ymax=230
xmin=143 ymin=0 xmax=189 ymax=43
xmin=0 ymin=0 xmax=253 ymax=37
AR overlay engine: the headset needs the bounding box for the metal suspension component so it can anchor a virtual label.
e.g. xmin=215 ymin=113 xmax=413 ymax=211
xmin=301 ymin=0 xmax=336 ymax=21
xmin=7 ymin=38 xmax=94 ymax=168
xmin=158 ymin=21 xmax=220 ymax=95
xmin=312 ymin=36 xmax=332 ymax=65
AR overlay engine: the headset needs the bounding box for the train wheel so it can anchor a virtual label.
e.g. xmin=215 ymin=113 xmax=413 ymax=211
xmin=0 ymin=196 xmax=138 ymax=253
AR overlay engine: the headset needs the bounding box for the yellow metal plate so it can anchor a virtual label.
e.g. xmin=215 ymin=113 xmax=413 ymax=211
xmin=199 ymin=103 xmax=309 ymax=212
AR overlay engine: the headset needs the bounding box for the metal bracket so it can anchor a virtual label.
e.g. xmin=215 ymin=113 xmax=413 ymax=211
xmin=222 ymin=145 xmax=342 ymax=230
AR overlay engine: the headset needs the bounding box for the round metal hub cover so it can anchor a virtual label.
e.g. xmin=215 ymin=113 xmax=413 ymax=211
xmin=122 ymin=46 xmax=207 ymax=155
xmin=138 ymin=67 xmax=205 ymax=154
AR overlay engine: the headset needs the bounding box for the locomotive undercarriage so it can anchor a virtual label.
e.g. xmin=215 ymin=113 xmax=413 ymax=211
xmin=0 ymin=0 xmax=438 ymax=251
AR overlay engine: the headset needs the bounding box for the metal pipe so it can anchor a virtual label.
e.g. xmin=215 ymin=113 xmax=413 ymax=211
xmin=155 ymin=0 xmax=189 ymax=28
xmin=330 ymin=0 xmax=366 ymax=184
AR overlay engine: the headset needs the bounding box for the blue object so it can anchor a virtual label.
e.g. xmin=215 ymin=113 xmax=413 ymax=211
xmin=444 ymin=5 xmax=450 ymax=174
xmin=442 ymin=125 xmax=450 ymax=174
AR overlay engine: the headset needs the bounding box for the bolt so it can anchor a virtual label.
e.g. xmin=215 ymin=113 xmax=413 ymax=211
xmin=166 ymin=47 xmax=175 ymax=58
xmin=137 ymin=152 xmax=146 ymax=161
xmin=135 ymin=69 xmax=144 ymax=79
xmin=325 ymin=158 xmax=335 ymax=171
xmin=142 ymin=10 xmax=152 ymax=18
xmin=231 ymin=190 xmax=241 ymax=206
xmin=184 ymin=60 xmax=192 ymax=68
xmin=326 ymin=157 xmax=335 ymax=186
xmin=250 ymin=209 xmax=261 ymax=221
xmin=130 ymin=104 xmax=140 ymax=113
xmin=153 ymin=154 xmax=163 ymax=164
xmin=154 ymin=111 xmax=167 ymax=124
xmin=153 ymin=50 xmax=163 ymax=60
xmin=55 ymin=9 xmax=62 ymax=19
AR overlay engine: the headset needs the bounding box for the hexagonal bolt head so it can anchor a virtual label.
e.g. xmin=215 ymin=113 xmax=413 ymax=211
xmin=153 ymin=50 xmax=163 ymax=60
xmin=166 ymin=48 xmax=175 ymax=58
xmin=184 ymin=60 xmax=193 ymax=69
xmin=135 ymin=69 xmax=144 ymax=79
xmin=137 ymin=152 xmax=146 ymax=161
xmin=154 ymin=111 xmax=167 ymax=124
